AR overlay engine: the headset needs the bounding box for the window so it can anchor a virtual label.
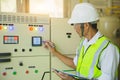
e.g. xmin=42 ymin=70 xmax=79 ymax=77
xmin=29 ymin=0 xmax=63 ymax=18
xmin=0 ymin=0 xmax=64 ymax=18
xmin=0 ymin=0 xmax=16 ymax=12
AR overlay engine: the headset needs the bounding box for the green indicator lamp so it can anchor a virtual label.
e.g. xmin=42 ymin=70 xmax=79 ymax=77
xmin=13 ymin=71 xmax=17 ymax=75
xmin=35 ymin=70 xmax=38 ymax=73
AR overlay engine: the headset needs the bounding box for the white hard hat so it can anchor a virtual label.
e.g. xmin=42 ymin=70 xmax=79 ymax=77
xmin=68 ymin=3 xmax=99 ymax=24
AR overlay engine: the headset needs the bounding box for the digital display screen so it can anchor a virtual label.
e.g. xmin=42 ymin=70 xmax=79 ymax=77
xmin=32 ymin=36 xmax=42 ymax=46
xmin=3 ymin=35 xmax=19 ymax=44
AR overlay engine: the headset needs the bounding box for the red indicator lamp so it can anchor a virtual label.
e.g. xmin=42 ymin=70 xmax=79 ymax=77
xmin=14 ymin=36 xmax=18 ymax=40
xmin=4 ymin=36 xmax=8 ymax=40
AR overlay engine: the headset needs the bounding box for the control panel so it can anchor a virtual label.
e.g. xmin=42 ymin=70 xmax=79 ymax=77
xmin=0 ymin=13 xmax=50 ymax=80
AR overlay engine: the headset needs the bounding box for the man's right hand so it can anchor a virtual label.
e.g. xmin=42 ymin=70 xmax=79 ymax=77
xmin=43 ymin=41 xmax=57 ymax=54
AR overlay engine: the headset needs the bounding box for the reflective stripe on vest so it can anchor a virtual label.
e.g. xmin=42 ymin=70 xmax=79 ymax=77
xmin=76 ymin=36 xmax=110 ymax=79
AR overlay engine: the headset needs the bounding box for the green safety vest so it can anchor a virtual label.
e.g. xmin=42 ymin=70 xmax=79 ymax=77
xmin=76 ymin=36 xmax=110 ymax=79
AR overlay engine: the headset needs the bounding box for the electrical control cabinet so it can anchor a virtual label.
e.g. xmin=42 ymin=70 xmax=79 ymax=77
xmin=0 ymin=13 xmax=80 ymax=80
xmin=0 ymin=13 xmax=50 ymax=80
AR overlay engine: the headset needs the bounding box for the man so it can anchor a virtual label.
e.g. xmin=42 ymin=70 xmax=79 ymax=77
xmin=44 ymin=3 xmax=119 ymax=80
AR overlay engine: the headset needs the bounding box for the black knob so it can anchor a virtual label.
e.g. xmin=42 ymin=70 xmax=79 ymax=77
xmin=22 ymin=49 xmax=25 ymax=52
xmin=19 ymin=62 xmax=23 ymax=66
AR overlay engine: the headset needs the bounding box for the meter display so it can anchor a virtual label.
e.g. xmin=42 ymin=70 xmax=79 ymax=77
xmin=3 ymin=35 xmax=19 ymax=44
xmin=32 ymin=36 xmax=42 ymax=46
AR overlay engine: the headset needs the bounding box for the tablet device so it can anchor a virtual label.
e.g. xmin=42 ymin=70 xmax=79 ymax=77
xmin=52 ymin=68 xmax=89 ymax=80
xmin=52 ymin=68 xmax=87 ymax=79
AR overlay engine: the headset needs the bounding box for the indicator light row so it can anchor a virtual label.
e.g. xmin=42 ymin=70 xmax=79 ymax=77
xmin=0 ymin=24 xmax=44 ymax=32
xmin=29 ymin=26 xmax=44 ymax=32
xmin=28 ymin=25 xmax=44 ymax=32
xmin=0 ymin=24 xmax=14 ymax=31
xmin=2 ymin=70 xmax=39 ymax=76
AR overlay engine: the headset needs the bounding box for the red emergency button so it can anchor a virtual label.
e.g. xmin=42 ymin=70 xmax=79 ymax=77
xmin=25 ymin=70 xmax=29 ymax=74
xmin=2 ymin=72 xmax=7 ymax=76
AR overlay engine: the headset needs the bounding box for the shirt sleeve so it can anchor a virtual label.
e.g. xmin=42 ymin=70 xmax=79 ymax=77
xmin=73 ymin=47 xmax=79 ymax=66
xmin=98 ymin=43 xmax=119 ymax=80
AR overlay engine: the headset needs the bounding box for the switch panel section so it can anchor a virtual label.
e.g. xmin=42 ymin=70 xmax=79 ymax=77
xmin=0 ymin=13 xmax=50 ymax=80
xmin=0 ymin=57 xmax=50 ymax=80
